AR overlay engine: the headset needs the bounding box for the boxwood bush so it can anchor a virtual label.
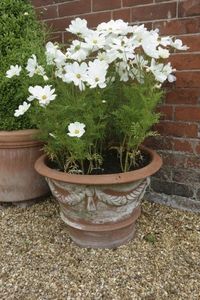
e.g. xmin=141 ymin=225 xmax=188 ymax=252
xmin=0 ymin=0 xmax=46 ymax=130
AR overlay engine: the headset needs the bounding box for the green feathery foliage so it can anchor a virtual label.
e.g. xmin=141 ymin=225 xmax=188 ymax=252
xmin=34 ymin=72 xmax=163 ymax=173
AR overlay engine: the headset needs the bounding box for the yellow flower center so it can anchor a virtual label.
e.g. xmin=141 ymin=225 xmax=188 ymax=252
xmin=95 ymin=77 xmax=99 ymax=82
xmin=76 ymin=74 xmax=81 ymax=79
xmin=75 ymin=45 xmax=81 ymax=51
xmin=35 ymin=67 xmax=41 ymax=74
xmin=42 ymin=95 xmax=47 ymax=100
xmin=74 ymin=129 xmax=80 ymax=134
xmin=93 ymin=39 xmax=97 ymax=44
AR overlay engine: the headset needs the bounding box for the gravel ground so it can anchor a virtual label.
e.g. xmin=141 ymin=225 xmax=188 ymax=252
xmin=0 ymin=198 xmax=199 ymax=300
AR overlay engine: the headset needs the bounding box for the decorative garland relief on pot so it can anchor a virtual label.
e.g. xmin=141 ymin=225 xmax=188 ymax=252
xmin=46 ymin=177 xmax=150 ymax=212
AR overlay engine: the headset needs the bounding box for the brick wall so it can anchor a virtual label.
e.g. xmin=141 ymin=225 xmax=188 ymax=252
xmin=31 ymin=0 xmax=200 ymax=211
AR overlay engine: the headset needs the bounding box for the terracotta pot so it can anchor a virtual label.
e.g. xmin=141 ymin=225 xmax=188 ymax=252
xmin=35 ymin=146 xmax=162 ymax=248
xmin=0 ymin=129 xmax=49 ymax=203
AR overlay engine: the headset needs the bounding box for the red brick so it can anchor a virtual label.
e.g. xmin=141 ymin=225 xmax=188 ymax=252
xmin=45 ymin=11 xmax=112 ymax=31
xmin=63 ymin=31 xmax=74 ymax=43
xmin=49 ymin=31 xmax=63 ymax=43
xmin=155 ymin=0 xmax=175 ymax=2
xmin=173 ymin=139 xmax=193 ymax=153
xmin=45 ymin=17 xmax=72 ymax=32
xmin=132 ymin=21 xmax=153 ymax=30
xmin=113 ymin=9 xmax=131 ymax=22
xmin=81 ymin=12 xmax=112 ymax=28
xmin=58 ymin=0 xmax=91 ymax=17
xmin=157 ymin=105 xmax=174 ymax=120
xmin=179 ymin=0 xmax=200 ymax=18
xmin=170 ymin=54 xmax=200 ymax=71
xmin=178 ymin=34 xmax=200 ymax=53
xmin=172 ymin=168 xmax=200 ymax=184
xmin=144 ymin=136 xmax=174 ymax=151
xmin=93 ymin=0 xmax=121 ymax=12
xmin=186 ymin=156 xmax=200 ymax=169
xmin=31 ymin=0 xmax=55 ymax=7
xmin=195 ymin=143 xmax=200 ymax=154
xmin=36 ymin=5 xmax=58 ymax=20
xmin=176 ymin=71 xmax=200 ymax=88
xmin=161 ymin=152 xmax=186 ymax=168
xmin=155 ymin=121 xmax=198 ymax=138
xmin=165 ymin=88 xmax=200 ymax=105
xmin=131 ymin=2 xmax=176 ymax=22
xmin=31 ymin=0 xmax=70 ymax=7
xmin=123 ymin=0 xmax=153 ymax=7
xmin=175 ymin=107 xmax=200 ymax=122
xmin=154 ymin=17 xmax=200 ymax=35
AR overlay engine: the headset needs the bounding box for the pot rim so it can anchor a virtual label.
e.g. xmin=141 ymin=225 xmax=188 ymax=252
xmin=0 ymin=129 xmax=42 ymax=148
xmin=0 ymin=129 xmax=38 ymax=142
xmin=35 ymin=145 xmax=162 ymax=185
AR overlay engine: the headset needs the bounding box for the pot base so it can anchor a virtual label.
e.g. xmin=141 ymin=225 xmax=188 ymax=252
xmin=61 ymin=206 xmax=141 ymax=249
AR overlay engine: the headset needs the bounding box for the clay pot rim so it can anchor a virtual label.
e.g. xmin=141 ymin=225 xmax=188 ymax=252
xmin=0 ymin=129 xmax=42 ymax=148
xmin=35 ymin=145 xmax=162 ymax=185
xmin=0 ymin=129 xmax=39 ymax=142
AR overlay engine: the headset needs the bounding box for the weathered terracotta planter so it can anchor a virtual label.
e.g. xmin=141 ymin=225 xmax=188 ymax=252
xmin=0 ymin=129 xmax=49 ymax=204
xmin=35 ymin=146 xmax=162 ymax=248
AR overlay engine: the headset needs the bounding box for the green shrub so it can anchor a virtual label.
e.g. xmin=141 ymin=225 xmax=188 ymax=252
xmin=0 ymin=0 xmax=46 ymax=130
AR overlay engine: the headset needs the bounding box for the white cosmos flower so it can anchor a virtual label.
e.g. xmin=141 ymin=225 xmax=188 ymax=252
xmin=162 ymin=63 xmax=176 ymax=82
xmin=45 ymin=42 xmax=58 ymax=65
xmin=14 ymin=101 xmax=31 ymax=117
xmin=160 ymin=36 xmax=172 ymax=47
xmin=148 ymin=59 xmax=167 ymax=83
xmin=45 ymin=42 xmax=66 ymax=67
xmin=26 ymin=55 xmax=47 ymax=80
xmin=116 ymin=61 xmax=129 ymax=82
xmin=66 ymin=18 xmax=90 ymax=37
xmin=86 ymin=59 xmax=109 ymax=89
xmin=67 ymin=122 xmax=85 ymax=138
xmin=28 ymin=85 xmax=57 ymax=107
xmin=130 ymin=67 xmax=144 ymax=83
xmin=97 ymin=51 xmax=113 ymax=64
xmin=141 ymin=32 xmax=159 ymax=59
xmin=132 ymin=55 xmax=148 ymax=68
xmin=55 ymin=66 xmax=64 ymax=79
xmin=140 ymin=29 xmax=160 ymax=58
xmin=27 ymin=95 xmax=35 ymax=102
xmin=54 ymin=50 xmax=67 ymax=67
xmin=148 ymin=59 xmax=175 ymax=83
xmin=6 ymin=65 xmax=22 ymax=78
xmin=131 ymin=24 xmax=147 ymax=44
xmin=97 ymin=19 xmax=131 ymax=36
xmin=158 ymin=46 xmax=170 ymax=59
xmin=61 ymin=63 xmax=73 ymax=82
xmin=168 ymin=74 xmax=176 ymax=82
xmin=171 ymin=39 xmax=189 ymax=50
xmin=64 ymin=62 xmax=88 ymax=91
xmin=66 ymin=40 xmax=89 ymax=62
xmin=108 ymin=37 xmax=135 ymax=62
xmin=84 ymin=32 xmax=106 ymax=51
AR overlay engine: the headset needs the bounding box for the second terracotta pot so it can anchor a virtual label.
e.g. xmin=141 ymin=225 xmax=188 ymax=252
xmin=0 ymin=129 xmax=49 ymax=204
xmin=35 ymin=146 xmax=162 ymax=248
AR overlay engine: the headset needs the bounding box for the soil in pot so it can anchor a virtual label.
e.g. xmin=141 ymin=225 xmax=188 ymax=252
xmin=47 ymin=148 xmax=151 ymax=175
